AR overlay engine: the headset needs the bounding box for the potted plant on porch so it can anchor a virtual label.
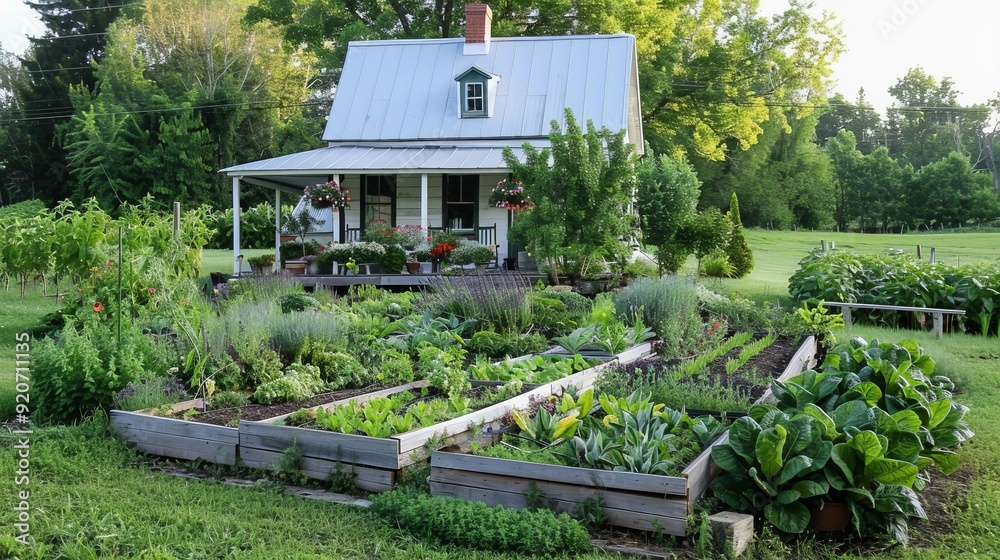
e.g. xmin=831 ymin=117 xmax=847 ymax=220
xmin=281 ymin=209 xmax=320 ymax=274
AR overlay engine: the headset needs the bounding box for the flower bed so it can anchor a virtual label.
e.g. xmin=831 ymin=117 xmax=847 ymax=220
xmin=428 ymin=336 xmax=816 ymax=536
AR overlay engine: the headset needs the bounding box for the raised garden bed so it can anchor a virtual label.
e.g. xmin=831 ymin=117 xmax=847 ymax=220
xmin=238 ymin=344 xmax=652 ymax=492
xmin=428 ymin=336 xmax=816 ymax=536
xmin=110 ymin=399 xmax=239 ymax=466
xmin=109 ymin=385 xmax=399 ymax=467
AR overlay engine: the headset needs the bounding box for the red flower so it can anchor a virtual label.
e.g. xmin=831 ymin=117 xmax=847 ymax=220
xmin=148 ymin=287 xmax=156 ymax=294
xmin=93 ymin=302 xmax=104 ymax=313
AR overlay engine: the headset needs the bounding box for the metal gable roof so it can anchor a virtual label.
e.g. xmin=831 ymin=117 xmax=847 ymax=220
xmin=322 ymin=34 xmax=639 ymax=145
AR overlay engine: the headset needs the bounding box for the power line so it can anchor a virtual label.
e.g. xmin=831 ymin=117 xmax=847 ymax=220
xmin=0 ymin=98 xmax=330 ymax=124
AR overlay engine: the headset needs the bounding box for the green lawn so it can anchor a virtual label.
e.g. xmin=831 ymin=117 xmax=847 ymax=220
xmin=0 ymin=287 xmax=59 ymax=420
xmin=685 ymin=228 xmax=1000 ymax=303
xmin=2 ymin=231 xmax=999 ymax=558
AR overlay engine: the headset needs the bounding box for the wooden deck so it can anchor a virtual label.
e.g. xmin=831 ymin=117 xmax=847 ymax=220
xmin=276 ymin=271 xmax=549 ymax=292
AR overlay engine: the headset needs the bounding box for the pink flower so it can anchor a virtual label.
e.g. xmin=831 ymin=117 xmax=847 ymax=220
xmin=148 ymin=287 xmax=156 ymax=294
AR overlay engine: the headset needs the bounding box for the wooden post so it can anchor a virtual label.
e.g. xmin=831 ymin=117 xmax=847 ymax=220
xmin=233 ymin=176 xmax=241 ymax=276
xmin=933 ymin=312 xmax=944 ymax=339
xmin=916 ymin=245 xmax=922 ymax=259
xmin=820 ymin=240 xmax=826 ymax=252
xmin=173 ymin=202 xmax=180 ymax=236
xmin=930 ymin=247 xmax=936 ymax=263
xmin=841 ymin=306 xmax=852 ymax=328
xmin=420 ymin=173 xmax=429 ymax=232
xmin=274 ymin=190 xmax=282 ymax=271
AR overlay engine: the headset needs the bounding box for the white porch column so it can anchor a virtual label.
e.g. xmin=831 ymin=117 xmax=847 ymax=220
xmin=232 ymin=176 xmax=241 ymax=276
xmin=333 ymin=174 xmax=341 ymax=242
xmin=420 ymin=173 xmax=429 ymax=232
xmin=274 ymin=190 xmax=281 ymax=271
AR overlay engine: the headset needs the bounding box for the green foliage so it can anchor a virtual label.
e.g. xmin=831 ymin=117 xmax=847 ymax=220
xmin=700 ymin=250 xmax=735 ymax=278
xmin=209 ymin=390 xmax=251 ymax=410
xmin=469 ymin=354 xmax=594 ymax=384
xmin=278 ymin=293 xmax=320 ymax=313
xmin=373 ymin=348 xmax=415 ymax=386
xmin=112 ymin=376 xmax=189 ymax=412
xmin=252 ymin=363 xmax=325 ymax=404
xmin=726 ymin=193 xmax=755 ymax=278
xmin=788 ymin=249 xmax=1000 ymax=335
xmin=421 ymin=276 xmax=533 ymax=335
xmin=636 ymin=154 xmax=700 ymax=274
xmin=417 ymin=344 xmax=470 ymax=397
xmin=677 ymin=207 xmax=732 ymax=275
xmin=571 ymin=495 xmax=609 ymax=531
xmin=207 ymin=203 xmax=277 ymax=250
xmin=448 ymin=242 xmax=497 ymax=265
xmin=614 ymin=276 xmax=702 ymax=355
xmin=33 ymin=319 xmax=176 ymax=424
xmin=369 ymin=490 xmax=592 ymax=556
xmin=503 ymin=109 xmax=637 ymax=282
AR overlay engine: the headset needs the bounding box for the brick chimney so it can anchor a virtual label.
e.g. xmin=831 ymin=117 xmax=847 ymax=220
xmin=464 ymin=4 xmax=492 ymax=55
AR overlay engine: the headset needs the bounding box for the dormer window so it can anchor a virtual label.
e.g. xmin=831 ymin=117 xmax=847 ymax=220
xmin=466 ymin=82 xmax=484 ymax=113
xmin=455 ymin=66 xmax=499 ymax=119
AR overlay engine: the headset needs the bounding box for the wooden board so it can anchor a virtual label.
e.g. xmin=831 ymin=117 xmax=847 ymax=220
xmin=239 ymin=447 xmax=394 ymax=493
xmin=117 ymin=426 xmax=237 ymax=465
xmin=431 ymin=452 xmax=687 ymax=496
xmin=429 ymin=467 xmax=688 ymax=519
xmin=110 ymin=410 xmax=238 ymax=444
xmin=757 ymin=335 xmax=817 ymax=405
xmin=239 ymin=421 xmax=402 ymax=470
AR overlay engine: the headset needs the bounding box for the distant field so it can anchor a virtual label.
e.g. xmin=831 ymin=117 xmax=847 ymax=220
xmin=687 ymin=229 xmax=1000 ymax=303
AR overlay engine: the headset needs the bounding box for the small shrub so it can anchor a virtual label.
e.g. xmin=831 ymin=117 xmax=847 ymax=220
xmin=278 ymin=293 xmax=320 ymax=313
xmin=417 ymin=344 xmax=469 ymax=397
xmin=701 ymin=250 xmax=734 ymax=278
xmin=34 ymin=319 xmax=176 ymax=423
xmin=374 ymin=348 xmax=415 ymax=386
xmin=614 ymin=276 xmax=702 ymax=354
xmin=542 ymin=289 xmax=593 ymax=317
xmin=210 ymin=390 xmax=251 ymax=410
xmin=623 ymin=258 xmax=659 ymax=279
xmin=308 ymin=350 xmax=368 ymax=388
xmin=369 ymin=490 xmax=592 ymax=556
xmin=253 ymin=363 xmax=325 ymax=404
xmin=725 ymin=193 xmax=754 ymax=278
xmin=113 ymin=376 xmax=189 ymax=412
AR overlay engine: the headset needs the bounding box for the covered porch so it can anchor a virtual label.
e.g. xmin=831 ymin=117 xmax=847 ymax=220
xmin=220 ymin=143 xmax=540 ymax=276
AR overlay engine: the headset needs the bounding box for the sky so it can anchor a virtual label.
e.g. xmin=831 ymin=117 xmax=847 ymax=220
xmin=1 ymin=0 xmax=998 ymax=114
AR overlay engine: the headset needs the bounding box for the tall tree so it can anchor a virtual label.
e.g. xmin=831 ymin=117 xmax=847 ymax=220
xmin=725 ymin=192 xmax=753 ymax=278
xmin=636 ymin=153 xmax=701 ymax=274
xmin=503 ymin=109 xmax=637 ymax=283
xmin=816 ymin=89 xmax=882 ymax=153
xmin=884 ymin=67 xmax=991 ymax=169
xmin=13 ymin=0 xmax=124 ymax=203
xmin=906 ymin=152 xmax=999 ymax=229
xmin=59 ymin=0 xmax=322 ymax=210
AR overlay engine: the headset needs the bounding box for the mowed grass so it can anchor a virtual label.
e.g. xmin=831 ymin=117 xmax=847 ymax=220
xmin=0 ymin=287 xmax=59 ymax=420
xmin=1 ymin=230 xmax=998 ymax=558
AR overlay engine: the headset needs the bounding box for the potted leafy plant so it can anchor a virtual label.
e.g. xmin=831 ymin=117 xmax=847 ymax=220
xmin=281 ymin=210 xmax=321 ymax=258
xmin=449 ymin=243 xmax=496 ymax=267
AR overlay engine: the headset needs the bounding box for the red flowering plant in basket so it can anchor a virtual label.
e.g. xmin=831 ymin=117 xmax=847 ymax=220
xmin=304 ymin=180 xmax=350 ymax=210
xmin=489 ymin=179 xmax=533 ymax=211
xmin=430 ymin=242 xmax=455 ymax=261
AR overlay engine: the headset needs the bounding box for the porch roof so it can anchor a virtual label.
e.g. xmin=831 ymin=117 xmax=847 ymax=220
xmin=220 ymin=142 xmax=541 ymax=180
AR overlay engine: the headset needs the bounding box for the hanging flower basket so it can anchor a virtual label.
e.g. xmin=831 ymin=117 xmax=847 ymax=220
xmin=304 ymin=180 xmax=350 ymax=210
xmin=489 ymin=179 xmax=533 ymax=211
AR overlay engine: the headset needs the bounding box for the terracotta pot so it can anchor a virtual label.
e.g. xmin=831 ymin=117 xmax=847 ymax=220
xmin=279 ymin=235 xmax=297 ymax=243
xmin=405 ymin=262 xmax=421 ymax=274
xmin=808 ymin=502 xmax=850 ymax=532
